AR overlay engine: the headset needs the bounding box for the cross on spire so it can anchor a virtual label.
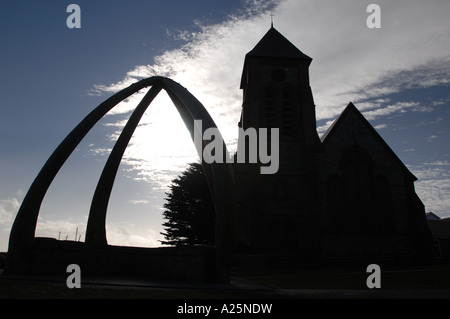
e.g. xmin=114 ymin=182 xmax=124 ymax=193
xmin=270 ymin=12 xmax=274 ymax=27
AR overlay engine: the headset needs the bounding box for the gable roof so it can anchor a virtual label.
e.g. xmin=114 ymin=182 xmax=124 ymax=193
xmin=240 ymin=27 xmax=311 ymax=89
xmin=246 ymin=26 xmax=312 ymax=61
xmin=321 ymin=102 xmax=417 ymax=181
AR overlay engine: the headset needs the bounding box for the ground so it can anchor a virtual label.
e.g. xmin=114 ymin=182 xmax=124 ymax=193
xmin=1 ymin=262 xmax=450 ymax=299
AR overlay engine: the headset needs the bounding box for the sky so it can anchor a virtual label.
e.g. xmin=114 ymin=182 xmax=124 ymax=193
xmin=1 ymin=0 xmax=449 ymax=252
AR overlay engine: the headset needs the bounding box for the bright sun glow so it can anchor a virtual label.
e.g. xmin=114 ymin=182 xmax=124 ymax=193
xmin=119 ymin=89 xmax=200 ymax=189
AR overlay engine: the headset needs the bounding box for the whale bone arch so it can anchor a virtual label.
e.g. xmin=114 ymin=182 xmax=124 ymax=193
xmin=7 ymin=76 xmax=236 ymax=280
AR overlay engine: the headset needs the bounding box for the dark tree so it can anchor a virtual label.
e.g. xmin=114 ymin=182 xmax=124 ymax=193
xmin=160 ymin=162 xmax=215 ymax=246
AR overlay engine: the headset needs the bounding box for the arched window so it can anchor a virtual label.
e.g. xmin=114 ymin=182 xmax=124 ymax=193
xmin=263 ymin=84 xmax=298 ymax=140
xmin=281 ymin=86 xmax=294 ymax=137
xmin=264 ymin=86 xmax=277 ymax=128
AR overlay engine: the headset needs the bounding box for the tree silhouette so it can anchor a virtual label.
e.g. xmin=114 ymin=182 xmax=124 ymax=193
xmin=160 ymin=162 xmax=215 ymax=246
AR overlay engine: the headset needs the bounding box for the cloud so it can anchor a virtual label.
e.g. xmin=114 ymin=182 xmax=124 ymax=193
xmin=86 ymin=0 xmax=450 ymax=222
xmin=0 ymin=193 xmax=83 ymax=252
xmin=33 ymin=217 xmax=162 ymax=248
xmin=423 ymin=160 xmax=450 ymax=166
xmin=0 ymin=198 xmax=19 ymax=226
xmin=129 ymin=199 xmax=150 ymax=205
xmin=416 ymin=116 xmax=446 ymax=127
xmin=286 ymin=0 xmax=450 ymax=121
xmin=91 ymin=0 xmax=450 ymax=128
xmin=0 ymin=194 xmax=162 ymax=251
xmin=0 ymin=197 xmax=21 ymax=251
xmin=411 ymin=163 xmax=450 ymax=217
xmin=374 ymin=124 xmax=387 ymax=130
xmin=106 ymin=222 xmax=162 ymax=247
xmin=361 ymin=101 xmax=431 ymax=121
xmin=35 ymin=216 xmax=86 ymax=241
xmin=367 ymin=60 xmax=450 ymax=96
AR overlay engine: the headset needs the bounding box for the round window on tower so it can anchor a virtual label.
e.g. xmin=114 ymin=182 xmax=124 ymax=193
xmin=271 ymin=69 xmax=285 ymax=82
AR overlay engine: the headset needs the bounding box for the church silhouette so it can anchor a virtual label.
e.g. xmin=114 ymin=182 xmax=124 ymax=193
xmin=234 ymin=26 xmax=432 ymax=265
xmin=5 ymin=26 xmax=433 ymax=283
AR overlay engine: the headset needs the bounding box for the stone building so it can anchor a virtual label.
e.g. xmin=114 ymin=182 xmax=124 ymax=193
xmin=426 ymin=212 xmax=450 ymax=259
xmin=234 ymin=26 xmax=432 ymax=265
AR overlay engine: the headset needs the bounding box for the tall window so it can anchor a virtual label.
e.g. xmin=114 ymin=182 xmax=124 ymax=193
xmin=340 ymin=146 xmax=374 ymax=232
xmin=264 ymin=86 xmax=277 ymax=129
xmin=264 ymin=85 xmax=296 ymax=139
xmin=281 ymin=86 xmax=294 ymax=137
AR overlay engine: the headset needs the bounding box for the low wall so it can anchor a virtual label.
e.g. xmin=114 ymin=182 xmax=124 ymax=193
xmin=14 ymin=237 xmax=217 ymax=283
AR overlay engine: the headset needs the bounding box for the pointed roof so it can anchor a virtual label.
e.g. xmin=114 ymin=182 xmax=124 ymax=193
xmin=321 ymin=102 xmax=418 ymax=181
xmin=426 ymin=212 xmax=442 ymax=221
xmin=246 ymin=26 xmax=312 ymax=61
xmin=240 ymin=27 xmax=312 ymax=89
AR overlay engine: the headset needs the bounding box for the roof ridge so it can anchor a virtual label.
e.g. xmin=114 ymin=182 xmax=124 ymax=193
xmin=246 ymin=27 xmax=312 ymax=61
xmin=321 ymin=102 xmax=417 ymax=181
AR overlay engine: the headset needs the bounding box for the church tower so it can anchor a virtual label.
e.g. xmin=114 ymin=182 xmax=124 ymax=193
xmin=236 ymin=27 xmax=322 ymax=262
xmin=235 ymin=26 xmax=432 ymax=266
xmin=239 ymin=26 xmax=320 ymax=146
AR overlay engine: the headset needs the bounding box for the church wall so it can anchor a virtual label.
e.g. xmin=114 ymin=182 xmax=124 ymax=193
xmin=235 ymin=27 xmax=431 ymax=266
xmin=320 ymin=107 xmax=432 ymax=261
xmin=237 ymin=55 xmax=322 ymax=257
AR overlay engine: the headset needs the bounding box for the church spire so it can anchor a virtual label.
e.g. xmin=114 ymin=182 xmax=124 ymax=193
xmin=244 ymin=27 xmax=311 ymax=61
xmin=240 ymin=26 xmax=312 ymax=90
